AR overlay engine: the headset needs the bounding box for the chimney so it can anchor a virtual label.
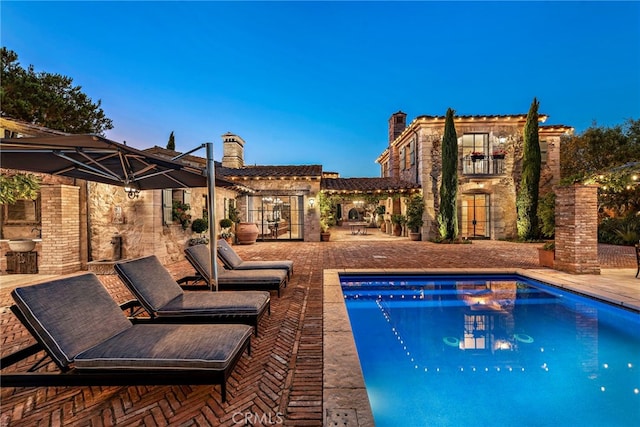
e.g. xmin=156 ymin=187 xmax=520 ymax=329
xmin=221 ymin=132 xmax=245 ymax=169
xmin=389 ymin=111 xmax=407 ymax=144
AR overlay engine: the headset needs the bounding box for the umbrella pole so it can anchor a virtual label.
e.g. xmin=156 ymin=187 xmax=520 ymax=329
xmin=205 ymin=142 xmax=218 ymax=291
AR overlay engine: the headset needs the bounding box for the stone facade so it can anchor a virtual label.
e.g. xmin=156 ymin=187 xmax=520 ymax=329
xmin=378 ymin=112 xmax=571 ymax=241
xmin=554 ymin=185 xmax=601 ymax=274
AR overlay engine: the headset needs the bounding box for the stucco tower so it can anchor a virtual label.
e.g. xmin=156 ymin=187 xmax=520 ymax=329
xmin=221 ymin=132 xmax=245 ymax=169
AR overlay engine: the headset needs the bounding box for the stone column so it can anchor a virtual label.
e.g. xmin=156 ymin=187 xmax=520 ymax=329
xmin=554 ymin=184 xmax=600 ymax=274
xmin=39 ymin=184 xmax=82 ymax=274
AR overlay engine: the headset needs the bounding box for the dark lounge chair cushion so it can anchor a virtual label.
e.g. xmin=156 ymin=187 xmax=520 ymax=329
xmin=186 ymin=244 xmax=287 ymax=285
xmin=11 ymin=273 xmax=133 ymax=369
xmin=217 ymin=239 xmax=294 ymax=276
xmin=114 ymin=256 xmax=184 ymax=311
xmin=74 ymin=323 xmax=252 ymax=371
xmin=217 ymin=239 xmax=244 ymax=268
xmin=159 ymin=291 xmax=270 ymax=316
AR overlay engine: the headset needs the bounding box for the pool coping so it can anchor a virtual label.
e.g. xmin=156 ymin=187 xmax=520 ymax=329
xmin=322 ymin=268 xmax=640 ymax=426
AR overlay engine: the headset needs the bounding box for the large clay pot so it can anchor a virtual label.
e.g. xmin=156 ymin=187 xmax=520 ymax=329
xmin=235 ymin=222 xmax=259 ymax=245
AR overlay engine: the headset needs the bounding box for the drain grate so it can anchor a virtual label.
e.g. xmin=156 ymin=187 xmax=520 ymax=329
xmin=326 ymin=408 xmax=358 ymax=426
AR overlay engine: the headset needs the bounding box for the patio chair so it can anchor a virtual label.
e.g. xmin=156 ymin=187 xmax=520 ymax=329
xmin=183 ymin=244 xmax=287 ymax=297
xmin=114 ymin=255 xmax=270 ymax=335
xmin=217 ymin=239 xmax=294 ymax=280
xmin=1 ymin=273 xmax=252 ymax=402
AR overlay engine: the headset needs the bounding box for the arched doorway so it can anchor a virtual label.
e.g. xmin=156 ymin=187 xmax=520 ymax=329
xmin=461 ymin=193 xmax=490 ymax=238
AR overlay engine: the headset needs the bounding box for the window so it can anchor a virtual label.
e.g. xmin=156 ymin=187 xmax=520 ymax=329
xmin=409 ymin=139 xmax=416 ymax=166
xmin=3 ymin=197 xmax=40 ymax=224
xmin=404 ymin=145 xmax=411 ymax=169
xmin=163 ymin=189 xmax=191 ymax=225
xmin=540 ymin=140 xmax=548 ymax=163
xmin=399 ymin=147 xmax=406 ymax=170
xmin=462 ymin=134 xmax=489 ymax=157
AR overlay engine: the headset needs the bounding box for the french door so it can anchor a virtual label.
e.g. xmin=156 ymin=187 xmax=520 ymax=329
xmin=461 ymin=194 xmax=490 ymax=238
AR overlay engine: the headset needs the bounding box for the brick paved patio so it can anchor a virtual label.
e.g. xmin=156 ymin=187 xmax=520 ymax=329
xmin=1 ymin=230 xmax=637 ymax=426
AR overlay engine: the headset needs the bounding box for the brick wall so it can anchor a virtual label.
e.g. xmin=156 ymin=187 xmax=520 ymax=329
xmin=554 ymin=184 xmax=600 ymax=274
xmin=39 ymin=184 xmax=82 ymax=274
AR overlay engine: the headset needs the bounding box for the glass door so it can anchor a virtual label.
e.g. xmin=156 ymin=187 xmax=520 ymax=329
xmin=249 ymin=195 xmax=304 ymax=241
xmin=461 ymin=194 xmax=490 ymax=238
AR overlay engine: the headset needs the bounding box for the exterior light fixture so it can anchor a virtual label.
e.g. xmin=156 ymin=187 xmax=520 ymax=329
xmin=308 ymin=197 xmax=315 ymax=209
xmin=124 ymin=182 xmax=140 ymax=199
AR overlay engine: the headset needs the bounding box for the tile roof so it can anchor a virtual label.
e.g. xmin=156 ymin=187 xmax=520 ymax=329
xmin=321 ymin=177 xmax=421 ymax=193
xmin=218 ymin=165 xmax=323 ymax=178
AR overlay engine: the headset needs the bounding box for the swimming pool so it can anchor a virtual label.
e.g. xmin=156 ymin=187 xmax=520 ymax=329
xmin=341 ymin=274 xmax=640 ymax=427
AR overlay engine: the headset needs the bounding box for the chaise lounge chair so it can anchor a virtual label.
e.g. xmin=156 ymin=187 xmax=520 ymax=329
xmin=183 ymin=244 xmax=287 ymax=297
xmin=1 ymin=273 xmax=251 ymax=402
xmin=114 ymin=255 xmax=270 ymax=335
xmin=217 ymin=239 xmax=294 ymax=279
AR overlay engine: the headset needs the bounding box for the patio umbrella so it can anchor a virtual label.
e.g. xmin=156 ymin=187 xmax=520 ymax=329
xmin=0 ymin=134 xmax=219 ymax=289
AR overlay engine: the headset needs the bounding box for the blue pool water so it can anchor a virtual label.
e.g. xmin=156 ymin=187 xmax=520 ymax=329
xmin=341 ymin=274 xmax=640 ymax=427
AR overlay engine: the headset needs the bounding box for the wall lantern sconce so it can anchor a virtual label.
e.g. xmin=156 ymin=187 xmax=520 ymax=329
xmin=308 ymin=197 xmax=315 ymax=209
xmin=124 ymin=182 xmax=140 ymax=199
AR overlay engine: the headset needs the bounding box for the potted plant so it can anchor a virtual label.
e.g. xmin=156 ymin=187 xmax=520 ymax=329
xmin=172 ymin=201 xmax=192 ymax=230
xmin=391 ymin=214 xmax=406 ymax=237
xmin=192 ymin=218 xmax=208 ymax=234
xmin=538 ymin=241 xmax=555 ymax=268
xmin=492 ymin=148 xmax=506 ymax=159
xmin=405 ymin=194 xmax=425 ymax=241
xmin=470 ymin=151 xmax=485 ymax=161
xmin=375 ymin=205 xmax=386 ymax=230
xmin=218 ymin=218 xmax=234 ymax=243
xmin=188 ymin=217 xmax=209 ymax=246
xmin=537 ymin=191 xmax=556 ymax=267
xmin=319 ymin=192 xmax=336 ymax=242
xmin=320 ymin=218 xmax=331 ymax=242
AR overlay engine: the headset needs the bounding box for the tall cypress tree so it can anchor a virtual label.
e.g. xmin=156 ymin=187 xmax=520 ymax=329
xmin=167 ymin=131 xmax=175 ymax=150
xmin=438 ymin=108 xmax=459 ymax=240
xmin=517 ymin=97 xmax=542 ymax=240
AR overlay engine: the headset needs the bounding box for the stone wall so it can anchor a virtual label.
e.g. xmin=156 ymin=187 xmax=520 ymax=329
xmin=87 ymin=182 xmax=224 ymax=266
xmin=554 ymin=184 xmax=600 ymax=274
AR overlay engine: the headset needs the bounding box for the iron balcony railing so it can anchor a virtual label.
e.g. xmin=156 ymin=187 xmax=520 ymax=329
xmin=462 ymin=155 xmax=505 ymax=175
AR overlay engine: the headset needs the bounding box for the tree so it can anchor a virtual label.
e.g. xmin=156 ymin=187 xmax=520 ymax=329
xmin=167 ymin=131 xmax=176 ymax=150
xmin=1 ymin=47 xmax=113 ymax=135
xmin=517 ymin=97 xmax=541 ymax=240
xmin=405 ymin=193 xmax=425 ymax=233
xmin=438 ymin=108 xmax=459 ymax=240
xmin=0 ymin=173 xmax=40 ymax=204
xmin=561 ymin=119 xmax=640 ymax=216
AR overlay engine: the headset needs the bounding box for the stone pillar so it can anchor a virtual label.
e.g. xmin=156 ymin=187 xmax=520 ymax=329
xmin=554 ymin=184 xmax=600 ymax=274
xmin=39 ymin=184 xmax=82 ymax=274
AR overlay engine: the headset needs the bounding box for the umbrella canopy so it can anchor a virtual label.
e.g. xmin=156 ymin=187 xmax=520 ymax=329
xmin=0 ymin=134 xmax=220 ymax=290
xmin=0 ymin=134 xmax=207 ymax=189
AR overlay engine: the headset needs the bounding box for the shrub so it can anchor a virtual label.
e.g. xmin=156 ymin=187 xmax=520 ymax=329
xmin=219 ymin=218 xmax=233 ymax=229
xmin=192 ymin=218 xmax=208 ymax=234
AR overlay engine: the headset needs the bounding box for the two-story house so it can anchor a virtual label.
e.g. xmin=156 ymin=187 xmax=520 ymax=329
xmin=377 ymin=111 xmax=573 ymax=240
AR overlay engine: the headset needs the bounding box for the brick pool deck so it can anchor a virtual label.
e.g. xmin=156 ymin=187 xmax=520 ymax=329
xmin=1 ymin=229 xmax=638 ymax=426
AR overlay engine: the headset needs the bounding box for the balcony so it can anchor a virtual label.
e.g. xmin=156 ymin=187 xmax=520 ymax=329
xmin=462 ymin=155 xmax=505 ymax=176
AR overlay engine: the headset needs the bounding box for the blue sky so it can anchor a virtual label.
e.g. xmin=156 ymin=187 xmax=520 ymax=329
xmin=2 ymin=1 xmax=639 ymax=177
